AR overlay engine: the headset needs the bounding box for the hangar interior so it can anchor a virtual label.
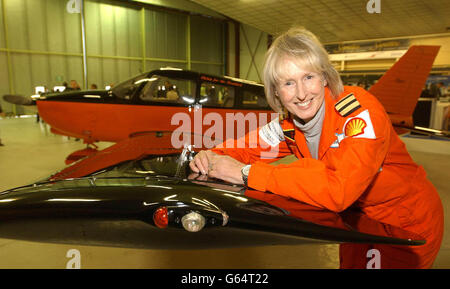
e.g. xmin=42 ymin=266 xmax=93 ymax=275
xmin=0 ymin=0 xmax=449 ymax=268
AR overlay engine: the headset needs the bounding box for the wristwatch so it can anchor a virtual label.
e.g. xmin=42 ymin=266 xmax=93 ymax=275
xmin=241 ymin=164 xmax=251 ymax=187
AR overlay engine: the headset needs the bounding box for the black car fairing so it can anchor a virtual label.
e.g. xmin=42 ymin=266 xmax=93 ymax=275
xmin=0 ymin=147 xmax=425 ymax=250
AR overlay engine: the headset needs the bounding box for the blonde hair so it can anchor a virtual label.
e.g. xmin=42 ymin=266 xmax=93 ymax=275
xmin=263 ymin=27 xmax=343 ymax=113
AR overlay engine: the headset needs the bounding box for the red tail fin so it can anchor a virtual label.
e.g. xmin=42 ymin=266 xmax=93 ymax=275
xmin=368 ymin=45 xmax=440 ymax=127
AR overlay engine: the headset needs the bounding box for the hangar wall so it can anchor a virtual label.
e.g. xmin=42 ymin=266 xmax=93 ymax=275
xmin=239 ymin=23 xmax=268 ymax=83
xmin=410 ymin=34 xmax=450 ymax=69
xmin=325 ymin=33 xmax=450 ymax=86
xmin=330 ymin=34 xmax=450 ymax=75
xmin=224 ymin=21 xmax=269 ymax=84
xmin=0 ymin=0 xmax=226 ymax=114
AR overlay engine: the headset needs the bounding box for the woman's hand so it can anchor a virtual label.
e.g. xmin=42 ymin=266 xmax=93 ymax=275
xmin=189 ymin=150 xmax=214 ymax=175
xmin=189 ymin=150 xmax=245 ymax=185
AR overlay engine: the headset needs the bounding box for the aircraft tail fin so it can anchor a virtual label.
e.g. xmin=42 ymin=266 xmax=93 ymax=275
xmin=368 ymin=45 xmax=440 ymax=124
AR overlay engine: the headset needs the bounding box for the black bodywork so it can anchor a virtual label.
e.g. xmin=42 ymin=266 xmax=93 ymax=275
xmin=0 ymin=147 xmax=425 ymax=250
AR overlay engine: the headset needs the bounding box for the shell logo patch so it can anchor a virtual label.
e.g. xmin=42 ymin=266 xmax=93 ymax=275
xmin=342 ymin=109 xmax=376 ymax=140
xmin=331 ymin=110 xmax=375 ymax=149
xmin=345 ymin=117 xmax=367 ymax=137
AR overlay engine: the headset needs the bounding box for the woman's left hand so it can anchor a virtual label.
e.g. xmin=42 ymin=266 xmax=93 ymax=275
xmin=207 ymin=153 xmax=245 ymax=185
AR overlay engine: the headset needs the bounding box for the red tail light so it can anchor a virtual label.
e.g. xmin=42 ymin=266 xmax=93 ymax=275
xmin=153 ymin=207 xmax=168 ymax=228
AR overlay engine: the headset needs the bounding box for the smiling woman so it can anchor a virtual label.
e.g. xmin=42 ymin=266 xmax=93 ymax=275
xmin=275 ymin=61 xmax=325 ymax=123
xmin=190 ymin=26 xmax=444 ymax=269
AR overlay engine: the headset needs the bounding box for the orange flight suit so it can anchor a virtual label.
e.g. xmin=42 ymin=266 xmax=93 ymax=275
xmin=212 ymin=86 xmax=444 ymax=268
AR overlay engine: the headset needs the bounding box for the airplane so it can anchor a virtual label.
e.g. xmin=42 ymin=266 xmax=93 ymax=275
xmin=3 ymin=45 xmax=447 ymax=166
xmin=5 ymin=68 xmax=272 ymax=164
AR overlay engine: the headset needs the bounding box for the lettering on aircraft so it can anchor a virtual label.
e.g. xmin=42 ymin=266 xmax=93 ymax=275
xmin=200 ymin=75 xmax=243 ymax=87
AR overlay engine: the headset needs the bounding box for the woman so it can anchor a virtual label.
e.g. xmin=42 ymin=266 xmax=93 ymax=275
xmin=189 ymin=27 xmax=443 ymax=269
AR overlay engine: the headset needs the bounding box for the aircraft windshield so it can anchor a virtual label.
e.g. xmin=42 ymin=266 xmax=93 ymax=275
xmin=137 ymin=75 xmax=196 ymax=105
xmin=91 ymin=145 xmax=194 ymax=179
xmin=90 ymin=154 xmax=182 ymax=179
xmin=111 ymin=72 xmax=148 ymax=100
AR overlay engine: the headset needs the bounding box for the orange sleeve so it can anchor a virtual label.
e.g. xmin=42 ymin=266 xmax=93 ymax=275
xmin=248 ymin=108 xmax=391 ymax=212
xmin=211 ymin=125 xmax=293 ymax=164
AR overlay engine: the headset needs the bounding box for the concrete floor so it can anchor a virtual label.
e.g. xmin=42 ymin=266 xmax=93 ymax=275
xmin=0 ymin=116 xmax=449 ymax=269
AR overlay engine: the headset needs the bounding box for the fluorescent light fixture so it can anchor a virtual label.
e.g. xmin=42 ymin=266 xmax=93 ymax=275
xmin=160 ymin=67 xmax=182 ymax=71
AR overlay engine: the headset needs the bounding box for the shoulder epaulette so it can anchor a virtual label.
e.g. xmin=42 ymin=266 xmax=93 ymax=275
xmin=279 ymin=117 xmax=295 ymax=142
xmin=283 ymin=129 xmax=295 ymax=142
xmin=335 ymin=93 xmax=361 ymax=117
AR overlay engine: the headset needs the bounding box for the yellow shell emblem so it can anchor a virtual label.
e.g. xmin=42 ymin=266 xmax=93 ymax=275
xmin=345 ymin=118 xmax=367 ymax=137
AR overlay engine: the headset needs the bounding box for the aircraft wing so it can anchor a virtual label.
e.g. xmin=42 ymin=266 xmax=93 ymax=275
xmin=50 ymin=131 xmax=185 ymax=180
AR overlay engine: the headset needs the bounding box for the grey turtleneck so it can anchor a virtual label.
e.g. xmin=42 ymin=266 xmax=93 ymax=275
xmin=293 ymin=101 xmax=325 ymax=159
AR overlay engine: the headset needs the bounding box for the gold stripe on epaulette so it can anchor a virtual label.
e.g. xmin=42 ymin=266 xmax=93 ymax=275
xmin=335 ymin=93 xmax=361 ymax=117
xmin=335 ymin=93 xmax=356 ymax=111
xmin=283 ymin=129 xmax=295 ymax=142
xmin=340 ymin=102 xmax=361 ymax=117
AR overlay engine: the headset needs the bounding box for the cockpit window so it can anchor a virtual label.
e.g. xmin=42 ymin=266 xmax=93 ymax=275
xmin=90 ymin=155 xmax=181 ymax=178
xmin=199 ymin=82 xmax=235 ymax=108
xmin=138 ymin=75 xmax=196 ymax=104
xmin=111 ymin=72 xmax=148 ymax=100
xmin=242 ymin=87 xmax=268 ymax=109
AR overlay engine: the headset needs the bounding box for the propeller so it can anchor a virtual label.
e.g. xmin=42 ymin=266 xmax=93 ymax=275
xmin=2 ymin=94 xmax=35 ymax=106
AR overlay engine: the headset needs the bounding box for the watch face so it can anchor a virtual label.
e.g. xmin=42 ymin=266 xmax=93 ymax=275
xmin=242 ymin=165 xmax=251 ymax=176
